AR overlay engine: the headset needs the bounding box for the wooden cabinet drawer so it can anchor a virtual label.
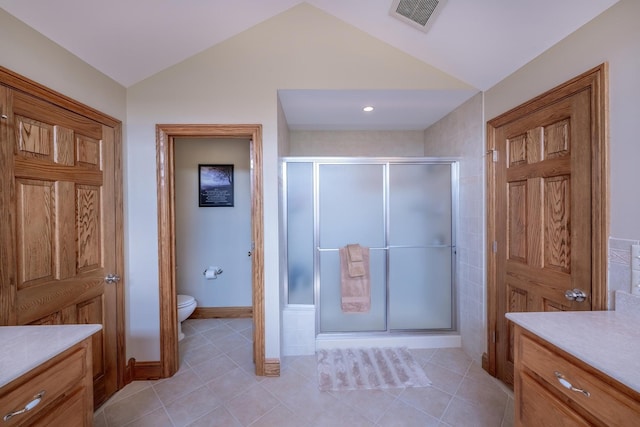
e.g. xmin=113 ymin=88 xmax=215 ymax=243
xmin=520 ymin=333 xmax=640 ymax=426
xmin=30 ymin=387 xmax=88 ymax=427
xmin=518 ymin=371 xmax=590 ymax=427
xmin=0 ymin=345 xmax=86 ymax=427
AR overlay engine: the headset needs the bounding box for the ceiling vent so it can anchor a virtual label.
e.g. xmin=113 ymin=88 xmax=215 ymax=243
xmin=389 ymin=0 xmax=447 ymax=33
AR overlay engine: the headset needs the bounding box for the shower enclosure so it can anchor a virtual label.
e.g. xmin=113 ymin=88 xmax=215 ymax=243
xmin=284 ymin=158 xmax=457 ymax=335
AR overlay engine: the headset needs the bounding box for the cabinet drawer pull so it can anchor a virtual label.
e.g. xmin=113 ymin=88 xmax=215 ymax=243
xmin=3 ymin=391 xmax=46 ymax=422
xmin=554 ymin=371 xmax=590 ymax=397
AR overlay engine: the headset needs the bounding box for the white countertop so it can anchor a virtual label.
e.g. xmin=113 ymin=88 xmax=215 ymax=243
xmin=506 ymin=292 xmax=640 ymax=393
xmin=0 ymin=324 xmax=102 ymax=388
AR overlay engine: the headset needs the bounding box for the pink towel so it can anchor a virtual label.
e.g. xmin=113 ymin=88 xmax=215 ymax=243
xmin=339 ymin=244 xmax=371 ymax=313
xmin=346 ymin=243 xmax=365 ymax=277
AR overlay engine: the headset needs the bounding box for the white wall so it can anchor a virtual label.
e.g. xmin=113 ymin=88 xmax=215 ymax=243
xmin=424 ymin=93 xmax=485 ymax=362
xmin=125 ymin=3 xmax=473 ymax=361
xmin=485 ymin=0 xmax=640 ymax=243
xmin=174 ymin=138 xmax=252 ymax=307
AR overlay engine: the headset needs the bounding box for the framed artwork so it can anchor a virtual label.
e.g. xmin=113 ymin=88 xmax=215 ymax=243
xmin=198 ymin=164 xmax=234 ymax=207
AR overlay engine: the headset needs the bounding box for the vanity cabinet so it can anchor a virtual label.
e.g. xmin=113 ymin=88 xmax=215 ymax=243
xmin=513 ymin=325 xmax=640 ymax=426
xmin=0 ymin=338 xmax=93 ymax=427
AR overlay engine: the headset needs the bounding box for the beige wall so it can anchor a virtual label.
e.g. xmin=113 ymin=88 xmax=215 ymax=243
xmin=1 ymin=8 xmax=130 ymax=354
xmin=0 ymin=10 xmax=126 ymax=120
xmin=424 ymin=93 xmax=485 ymax=361
xmin=485 ymin=0 xmax=639 ymax=242
xmin=288 ymin=130 xmax=425 ymax=157
xmin=125 ymin=3 xmax=472 ymax=360
xmin=5 ymin=0 xmax=634 ymax=366
xmin=277 ymin=97 xmax=291 ymax=354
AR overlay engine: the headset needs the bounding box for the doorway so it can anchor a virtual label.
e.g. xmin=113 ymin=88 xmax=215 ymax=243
xmin=174 ymin=138 xmax=252 ymax=312
xmin=156 ymin=124 xmax=266 ymax=377
xmin=485 ymin=64 xmax=608 ymax=385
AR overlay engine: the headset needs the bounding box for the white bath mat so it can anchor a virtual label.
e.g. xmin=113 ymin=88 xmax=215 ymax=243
xmin=316 ymin=347 xmax=431 ymax=391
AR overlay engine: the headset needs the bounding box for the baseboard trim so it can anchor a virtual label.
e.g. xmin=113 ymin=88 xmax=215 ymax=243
xmin=191 ymin=306 xmax=252 ymax=318
xmin=263 ymin=358 xmax=281 ymax=377
xmin=126 ymin=358 xmax=163 ymax=383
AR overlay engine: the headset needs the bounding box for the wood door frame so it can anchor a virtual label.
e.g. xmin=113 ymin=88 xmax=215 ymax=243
xmin=155 ymin=124 xmax=265 ymax=377
xmin=0 ymin=66 xmax=126 ymax=391
xmin=485 ymin=64 xmax=609 ymax=376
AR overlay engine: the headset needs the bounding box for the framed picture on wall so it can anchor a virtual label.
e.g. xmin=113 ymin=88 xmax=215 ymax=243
xmin=198 ymin=164 xmax=234 ymax=207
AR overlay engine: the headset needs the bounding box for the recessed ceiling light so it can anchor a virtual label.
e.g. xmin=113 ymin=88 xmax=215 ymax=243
xmin=363 ymin=106 xmax=374 ymax=112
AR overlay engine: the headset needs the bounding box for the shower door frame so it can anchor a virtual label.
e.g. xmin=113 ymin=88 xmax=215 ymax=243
xmin=283 ymin=157 xmax=459 ymax=337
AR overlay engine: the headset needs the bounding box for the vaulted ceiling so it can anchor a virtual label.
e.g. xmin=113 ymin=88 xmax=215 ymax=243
xmin=0 ymin=0 xmax=620 ymax=129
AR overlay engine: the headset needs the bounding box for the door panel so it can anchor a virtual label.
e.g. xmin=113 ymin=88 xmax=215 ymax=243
xmin=388 ymin=247 xmax=452 ymax=330
xmin=494 ymin=89 xmax=592 ymax=385
xmin=1 ymin=87 xmax=118 ymax=407
xmin=318 ymin=163 xmax=385 ymax=249
xmin=318 ymin=163 xmax=387 ymax=333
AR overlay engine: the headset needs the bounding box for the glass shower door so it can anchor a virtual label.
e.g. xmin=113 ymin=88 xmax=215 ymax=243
xmin=318 ymin=163 xmax=387 ymax=332
xmin=286 ymin=162 xmax=314 ymax=304
xmin=388 ymin=163 xmax=454 ymax=330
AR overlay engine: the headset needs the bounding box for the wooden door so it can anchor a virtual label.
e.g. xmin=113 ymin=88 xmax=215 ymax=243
xmin=0 ymin=80 xmax=121 ymax=407
xmin=486 ymin=65 xmax=608 ymax=386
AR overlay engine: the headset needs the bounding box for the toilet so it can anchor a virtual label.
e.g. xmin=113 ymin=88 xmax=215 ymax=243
xmin=177 ymin=294 xmax=197 ymax=341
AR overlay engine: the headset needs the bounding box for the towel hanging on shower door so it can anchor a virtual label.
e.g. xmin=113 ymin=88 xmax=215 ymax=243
xmin=339 ymin=244 xmax=371 ymax=313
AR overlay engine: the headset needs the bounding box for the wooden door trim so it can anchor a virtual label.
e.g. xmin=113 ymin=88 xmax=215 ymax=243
xmin=0 ymin=66 xmax=120 ymax=128
xmin=485 ymin=63 xmax=609 ymax=376
xmin=155 ymin=124 xmax=265 ymax=377
xmin=0 ymin=66 xmax=126 ymax=392
xmin=112 ymin=120 xmax=127 ymax=390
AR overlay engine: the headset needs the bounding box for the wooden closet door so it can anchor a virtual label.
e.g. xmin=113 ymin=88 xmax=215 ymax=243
xmin=0 ymin=87 xmax=118 ymax=407
xmin=493 ymin=88 xmax=592 ymax=386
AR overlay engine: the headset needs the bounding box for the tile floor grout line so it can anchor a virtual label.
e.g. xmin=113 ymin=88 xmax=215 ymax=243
xmin=116 ymin=385 xmax=170 ymax=427
xmin=394 ymin=387 xmax=447 ymax=425
xmin=371 ymin=394 xmax=401 ymax=426
xmin=435 ymin=386 xmax=457 ymax=425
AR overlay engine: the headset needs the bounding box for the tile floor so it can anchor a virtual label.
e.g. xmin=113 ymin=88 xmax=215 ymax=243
xmin=95 ymin=318 xmax=514 ymax=427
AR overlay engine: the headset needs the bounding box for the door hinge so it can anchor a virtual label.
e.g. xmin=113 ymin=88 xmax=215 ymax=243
xmin=492 ymin=241 xmax=497 ymax=253
xmin=487 ymin=150 xmax=498 ymax=163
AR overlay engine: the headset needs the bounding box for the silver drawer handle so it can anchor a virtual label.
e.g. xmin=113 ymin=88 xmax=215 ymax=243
xmin=3 ymin=391 xmax=46 ymax=422
xmin=554 ymin=371 xmax=590 ymax=397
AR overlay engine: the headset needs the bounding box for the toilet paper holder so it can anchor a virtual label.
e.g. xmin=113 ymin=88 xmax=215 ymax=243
xmin=203 ymin=266 xmax=223 ymax=276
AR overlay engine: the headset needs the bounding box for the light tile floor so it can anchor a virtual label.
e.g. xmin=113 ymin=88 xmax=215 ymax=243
xmin=95 ymin=318 xmax=514 ymax=427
